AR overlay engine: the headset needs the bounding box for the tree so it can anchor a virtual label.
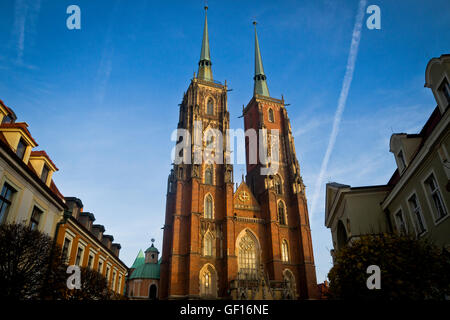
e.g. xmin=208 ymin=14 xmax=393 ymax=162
xmin=327 ymin=233 xmax=450 ymax=300
xmin=0 ymin=223 xmax=65 ymax=299
xmin=0 ymin=223 xmax=124 ymax=300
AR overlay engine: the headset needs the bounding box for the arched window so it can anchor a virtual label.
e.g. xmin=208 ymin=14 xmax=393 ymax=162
xmin=283 ymin=269 xmax=296 ymax=300
xmin=281 ymin=240 xmax=289 ymax=262
xmin=337 ymin=220 xmax=348 ymax=249
xmin=278 ymin=201 xmax=287 ymax=225
xmin=205 ymin=166 xmax=213 ymax=185
xmin=207 ymin=99 xmax=214 ymax=115
xmin=268 ymin=108 xmax=274 ymax=122
xmin=238 ymin=231 xmax=258 ymax=280
xmin=199 ymin=264 xmax=217 ymax=298
xmin=204 ymin=194 xmax=213 ymax=219
xmin=203 ymin=232 xmax=213 ymax=256
xmin=274 ymin=175 xmax=282 ymax=194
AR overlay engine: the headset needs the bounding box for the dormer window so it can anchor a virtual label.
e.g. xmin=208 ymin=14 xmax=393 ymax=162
xmin=397 ymin=150 xmax=406 ymax=172
xmin=2 ymin=115 xmax=12 ymax=124
xmin=16 ymin=138 xmax=27 ymax=160
xmin=41 ymin=164 xmax=49 ymax=183
xmin=439 ymin=78 xmax=450 ymax=107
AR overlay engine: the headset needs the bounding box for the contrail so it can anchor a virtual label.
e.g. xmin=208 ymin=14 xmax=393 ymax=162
xmin=310 ymin=0 xmax=367 ymax=216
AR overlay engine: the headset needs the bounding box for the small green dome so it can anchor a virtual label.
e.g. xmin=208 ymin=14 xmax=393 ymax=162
xmin=145 ymin=244 xmax=159 ymax=254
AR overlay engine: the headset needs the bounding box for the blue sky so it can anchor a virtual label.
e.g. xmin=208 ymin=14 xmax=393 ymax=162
xmin=0 ymin=0 xmax=449 ymax=283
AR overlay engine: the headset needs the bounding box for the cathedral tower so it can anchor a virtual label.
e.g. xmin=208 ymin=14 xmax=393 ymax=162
xmin=160 ymin=10 xmax=318 ymax=300
xmin=242 ymin=22 xmax=319 ymax=299
xmin=160 ymin=6 xmax=234 ymax=299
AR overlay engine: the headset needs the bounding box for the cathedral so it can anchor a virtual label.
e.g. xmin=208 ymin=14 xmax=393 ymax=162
xmin=160 ymin=7 xmax=319 ymax=300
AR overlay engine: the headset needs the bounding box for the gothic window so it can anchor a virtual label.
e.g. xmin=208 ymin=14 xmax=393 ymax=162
xmin=238 ymin=231 xmax=258 ymax=280
xmin=207 ymin=99 xmax=214 ymax=115
xmin=283 ymin=269 xmax=296 ymax=299
xmin=281 ymin=240 xmax=289 ymax=262
xmin=205 ymin=166 xmax=213 ymax=185
xmin=203 ymin=232 xmax=213 ymax=256
xmin=204 ymin=194 xmax=213 ymax=219
xmin=268 ymin=108 xmax=274 ymax=122
xmin=278 ymin=201 xmax=287 ymax=225
xmin=274 ymin=175 xmax=282 ymax=194
xmin=200 ymin=264 xmax=217 ymax=298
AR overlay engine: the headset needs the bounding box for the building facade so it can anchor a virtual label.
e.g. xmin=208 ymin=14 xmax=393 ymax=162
xmin=325 ymin=54 xmax=450 ymax=254
xmin=127 ymin=242 xmax=161 ymax=300
xmin=0 ymin=100 xmax=65 ymax=235
xmin=160 ymin=7 xmax=319 ymax=300
xmin=0 ymin=99 xmax=128 ymax=296
xmin=56 ymin=197 xmax=128 ymax=295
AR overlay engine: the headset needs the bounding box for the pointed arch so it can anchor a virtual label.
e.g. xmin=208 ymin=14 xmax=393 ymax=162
xmin=283 ymin=269 xmax=296 ymax=299
xmin=274 ymin=174 xmax=282 ymax=194
xmin=281 ymin=239 xmax=289 ymax=262
xmin=236 ymin=228 xmax=261 ymax=280
xmin=206 ymin=97 xmax=214 ymax=115
xmin=199 ymin=263 xmax=218 ymax=298
xmin=203 ymin=231 xmax=214 ymax=256
xmin=204 ymin=165 xmax=213 ymax=185
xmin=268 ymin=108 xmax=274 ymax=122
xmin=204 ymin=193 xmax=214 ymax=219
xmin=277 ymin=200 xmax=287 ymax=225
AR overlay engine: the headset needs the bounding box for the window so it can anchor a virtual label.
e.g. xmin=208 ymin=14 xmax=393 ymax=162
xmin=2 ymin=115 xmax=12 ymax=124
xmin=87 ymin=254 xmax=94 ymax=269
xmin=112 ymin=271 xmax=116 ymax=291
xmin=439 ymin=78 xmax=450 ymax=106
xmin=206 ymin=99 xmax=214 ymax=115
xmin=397 ymin=150 xmax=406 ymax=172
xmin=75 ymin=247 xmax=84 ymax=266
xmin=204 ymin=233 xmax=213 ymax=256
xmin=118 ymin=275 xmax=123 ymax=293
xmin=408 ymin=194 xmax=426 ymax=235
xmin=62 ymin=238 xmax=71 ymax=262
xmin=98 ymin=261 xmax=103 ymax=274
xmin=425 ymin=173 xmax=448 ymax=221
xmin=268 ymin=108 xmax=274 ymax=122
xmin=204 ymin=194 xmax=213 ymax=219
xmin=205 ymin=166 xmax=213 ymax=185
xmin=238 ymin=232 xmax=258 ymax=280
xmin=106 ymin=267 xmax=110 ymax=282
xmin=41 ymin=165 xmax=49 ymax=183
xmin=274 ymin=175 xmax=282 ymax=194
xmin=278 ymin=201 xmax=286 ymax=225
xmin=29 ymin=206 xmax=43 ymax=230
xmin=394 ymin=209 xmax=407 ymax=235
xmin=281 ymin=240 xmax=289 ymax=262
xmin=0 ymin=183 xmax=16 ymax=223
xmin=201 ymin=269 xmax=212 ymax=296
xmin=16 ymin=138 xmax=27 ymax=160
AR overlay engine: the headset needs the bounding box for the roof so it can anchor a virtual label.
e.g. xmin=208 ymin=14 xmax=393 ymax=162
xmin=0 ymin=122 xmax=38 ymax=146
xmin=131 ymin=250 xmax=145 ymax=269
xmin=129 ymin=259 xmax=161 ymax=280
xmin=145 ymin=243 xmax=159 ymax=253
xmin=30 ymin=150 xmax=59 ymax=171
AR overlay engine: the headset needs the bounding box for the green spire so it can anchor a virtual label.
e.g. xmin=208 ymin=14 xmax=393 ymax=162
xmin=198 ymin=6 xmax=213 ymax=81
xmin=253 ymin=22 xmax=270 ymax=97
xmin=131 ymin=249 xmax=145 ymax=269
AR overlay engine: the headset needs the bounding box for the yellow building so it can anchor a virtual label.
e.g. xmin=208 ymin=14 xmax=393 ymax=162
xmin=0 ymin=99 xmax=128 ymax=295
xmin=56 ymin=197 xmax=128 ymax=295
xmin=0 ymin=99 xmax=65 ymax=235
xmin=325 ymin=54 xmax=450 ymax=254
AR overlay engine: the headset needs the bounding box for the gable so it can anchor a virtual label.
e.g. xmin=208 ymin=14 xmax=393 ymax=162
xmin=234 ymin=181 xmax=260 ymax=211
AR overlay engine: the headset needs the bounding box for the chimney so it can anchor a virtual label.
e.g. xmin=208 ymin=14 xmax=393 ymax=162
xmin=111 ymin=243 xmax=121 ymax=257
xmin=92 ymin=224 xmax=105 ymax=241
xmin=102 ymin=235 xmax=114 ymax=249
